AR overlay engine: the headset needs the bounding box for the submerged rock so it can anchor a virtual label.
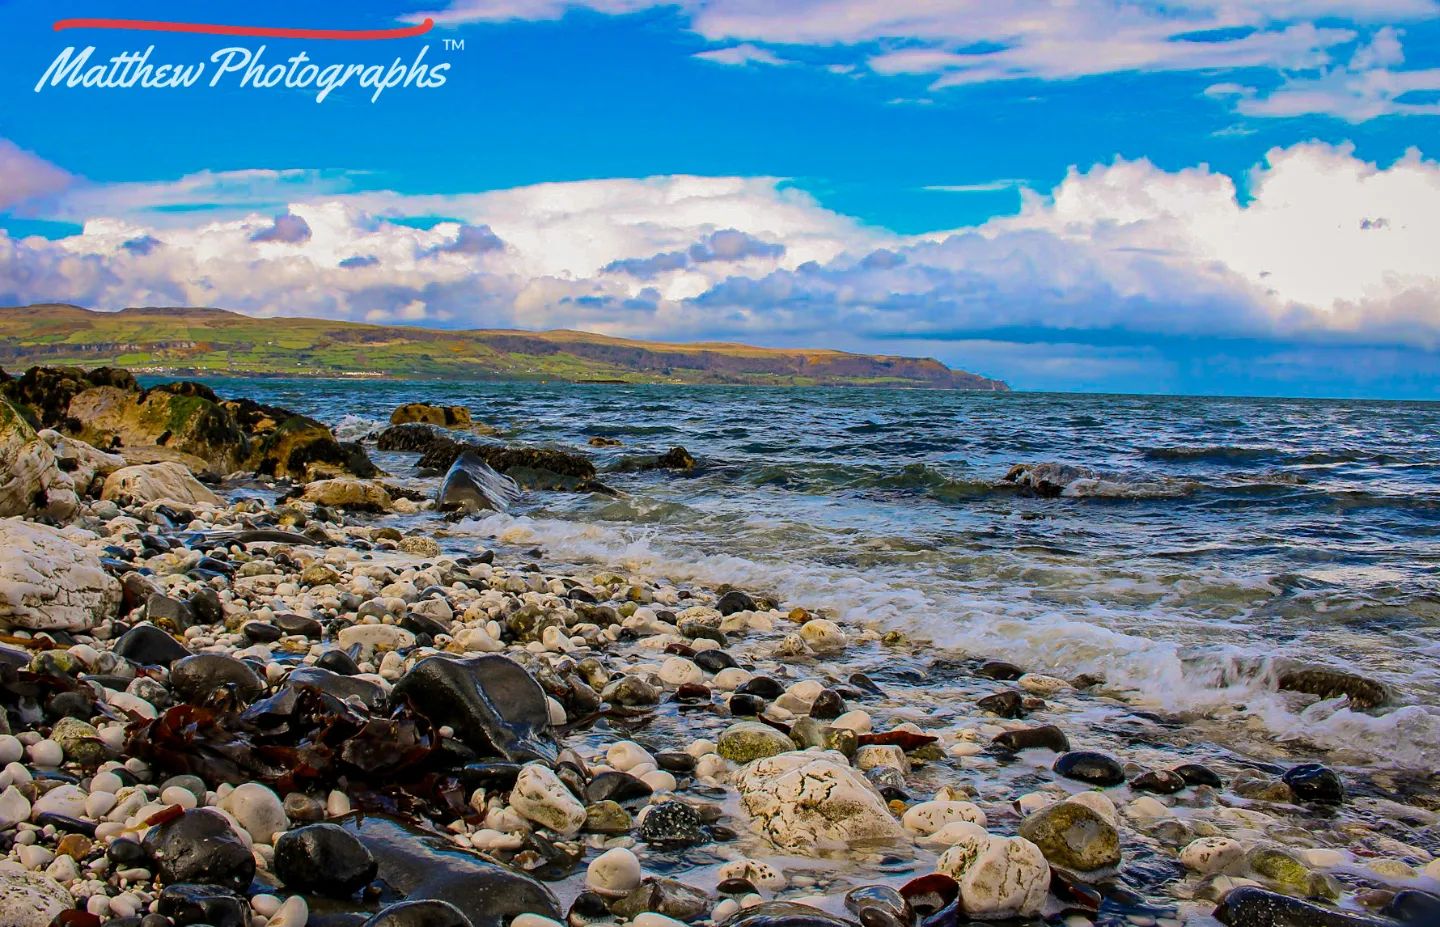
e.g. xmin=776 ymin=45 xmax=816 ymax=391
xmin=1276 ymin=665 xmax=1390 ymax=709
xmin=393 ymin=654 xmax=558 ymax=764
xmin=1053 ymin=750 xmax=1126 ymax=787
xmin=437 ymin=450 xmax=520 ymax=514
xmin=1018 ymin=800 xmax=1121 ymax=872
xmin=1213 ymin=885 xmax=1394 ymax=927
xmin=1282 ymin=763 xmax=1345 ymax=804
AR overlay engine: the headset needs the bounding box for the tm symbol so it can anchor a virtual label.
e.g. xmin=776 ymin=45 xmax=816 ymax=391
xmin=443 ymin=38 xmax=465 ymax=51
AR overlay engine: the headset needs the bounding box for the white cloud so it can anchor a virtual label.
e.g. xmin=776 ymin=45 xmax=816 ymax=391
xmin=406 ymin=0 xmax=1440 ymax=120
xmin=1 ymin=140 xmax=1437 ymax=358
xmin=693 ymin=43 xmax=790 ymax=67
xmin=0 ymin=141 xmax=73 ymax=212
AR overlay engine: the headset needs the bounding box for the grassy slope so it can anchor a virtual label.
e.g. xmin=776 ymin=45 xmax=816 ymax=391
xmin=0 ymin=304 xmax=1007 ymax=389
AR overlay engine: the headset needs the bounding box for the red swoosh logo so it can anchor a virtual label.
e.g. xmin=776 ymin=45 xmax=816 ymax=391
xmin=53 ymin=17 xmax=436 ymax=41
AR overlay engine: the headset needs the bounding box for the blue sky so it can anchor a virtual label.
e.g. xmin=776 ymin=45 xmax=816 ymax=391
xmin=1 ymin=0 xmax=1438 ymax=397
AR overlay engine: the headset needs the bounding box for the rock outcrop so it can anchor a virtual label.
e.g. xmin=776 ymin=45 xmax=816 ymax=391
xmin=0 ymin=398 xmax=77 ymax=521
xmin=101 ymin=462 xmax=222 ymax=508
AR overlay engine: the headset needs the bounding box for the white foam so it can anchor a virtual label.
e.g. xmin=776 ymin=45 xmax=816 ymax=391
xmin=462 ymin=511 xmax=1440 ymax=769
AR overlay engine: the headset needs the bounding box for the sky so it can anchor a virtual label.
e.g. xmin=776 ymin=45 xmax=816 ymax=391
xmin=0 ymin=1 xmax=1438 ymax=397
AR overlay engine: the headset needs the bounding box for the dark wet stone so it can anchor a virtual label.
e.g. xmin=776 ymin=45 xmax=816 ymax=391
xmin=1385 ymin=890 xmax=1440 ymax=924
xmin=847 ymin=673 xmax=885 ymax=697
xmin=611 ymin=877 xmax=712 ymax=922
xmin=656 ymin=752 xmax=697 ymax=774
xmin=586 ymin=771 xmax=653 ymax=806
xmin=679 ymin=621 xmax=727 ymax=646
xmin=113 ymin=624 xmax=191 ymax=666
xmin=188 ymin=587 xmax=224 ymax=625
xmin=1282 ymin=763 xmax=1345 ymax=804
xmin=277 ymin=666 xmax=388 ymax=711
xmin=169 ymin=653 xmax=266 ymax=704
xmin=142 ymin=808 xmax=256 ymax=890
xmin=35 ymin=812 xmax=96 ymax=836
xmin=978 ymin=661 xmax=1024 ymax=680
xmin=728 ymin=693 xmax=767 ymax=717
xmin=275 ymin=612 xmax=325 ymax=637
xmin=991 ymin=724 xmax=1070 ymax=753
xmin=809 ymin=689 xmax=845 ymax=720
xmin=602 ymin=675 xmax=660 ymax=707
xmin=976 ymin=691 xmax=1026 ymax=719
xmin=716 ymin=590 xmax=757 ymax=615
xmin=242 ymin=622 xmax=284 ymax=644
xmin=363 ymin=900 xmax=474 ymax=927
xmin=107 ymin=837 xmax=147 ymax=866
xmin=46 ymin=691 xmax=95 ymax=721
xmin=1174 ymin=763 xmax=1224 ymax=788
xmin=317 ymin=648 xmax=363 ymax=676
xmin=145 ymin=593 xmax=195 ymax=632
xmin=1131 ymin=769 xmax=1188 ymax=794
xmin=157 ymin=883 xmax=249 ymax=927
xmin=275 ymin=822 xmax=378 ymax=896
xmin=1054 ymin=751 xmax=1125 ymax=786
xmin=1276 ymin=666 xmax=1390 ymax=709
xmin=345 ymin=815 xmax=559 ymax=927
xmin=393 ymin=654 xmax=556 ymax=764
xmin=675 ymin=683 xmax=712 ymax=703
xmin=721 ymin=901 xmax=861 ymax=927
xmin=437 ymin=450 xmax=519 ymax=515
xmin=1213 ymin=885 xmax=1395 ymax=927
xmin=736 ymin=677 xmax=785 ymax=699
xmin=844 ymin=885 xmax=910 ymax=923
xmin=567 ymin=891 xmax=613 ymax=927
xmin=639 ymin=801 xmax=705 ymax=848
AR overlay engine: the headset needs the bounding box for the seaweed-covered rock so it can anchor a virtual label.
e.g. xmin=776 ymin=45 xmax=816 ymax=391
xmin=250 ymin=414 xmax=378 ymax=481
xmin=0 ymin=518 xmax=121 ymax=630
xmin=1018 ymin=800 xmax=1120 ymax=872
xmin=391 ymin=403 xmax=477 ymax=429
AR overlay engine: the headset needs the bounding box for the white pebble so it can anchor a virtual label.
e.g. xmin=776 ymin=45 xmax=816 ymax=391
xmin=26 ymin=740 xmax=63 ymax=767
xmin=586 ymin=846 xmax=642 ymax=897
xmin=269 ymin=895 xmax=309 ymax=927
xmin=252 ymin=895 xmax=283 ymax=917
xmin=90 ymin=772 xmax=124 ymax=794
xmin=160 ymin=786 xmax=199 ymax=810
xmin=0 ymin=736 xmax=22 ymax=765
xmin=326 ymin=790 xmax=352 ymax=817
xmin=606 ymin=741 xmax=655 ymax=772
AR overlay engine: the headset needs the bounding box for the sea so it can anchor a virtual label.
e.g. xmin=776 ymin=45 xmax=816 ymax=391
xmin=191 ymin=378 xmax=1440 ymax=773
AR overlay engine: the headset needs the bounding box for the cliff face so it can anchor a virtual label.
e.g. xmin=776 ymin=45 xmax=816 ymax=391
xmin=0 ymin=304 xmax=1008 ymax=390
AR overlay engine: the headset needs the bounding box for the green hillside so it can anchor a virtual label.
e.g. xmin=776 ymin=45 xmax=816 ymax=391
xmin=0 ymin=304 xmax=1007 ymax=390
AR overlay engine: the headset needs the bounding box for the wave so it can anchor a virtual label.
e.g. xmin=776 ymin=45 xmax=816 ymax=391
xmin=1005 ymin=461 xmax=1197 ymax=499
xmin=454 ymin=511 xmax=1440 ymax=770
xmin=1142 ymin=445 xmax=1278 ymax=463
xmin=332 ymin=414 xmax=387 ymax=443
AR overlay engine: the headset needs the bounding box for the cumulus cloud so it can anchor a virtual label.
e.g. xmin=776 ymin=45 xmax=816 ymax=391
xmin=407 ymin=0 xmax=1440 ymax=119
xmin=0 ymin=141 xmax=73 ymax=212
xmin=1 ymin=140 xmax=1437 ymax=376
xmin=249 ymin=211 xmax=313 ymax=244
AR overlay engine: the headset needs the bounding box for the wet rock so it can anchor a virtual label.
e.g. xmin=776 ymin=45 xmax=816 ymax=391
xmin=935 ymin=823 xmax=1050 ymax=919
xmin=156 ymin=883 xmax=250 ymax=927
xmin=1132 ymin=769 xmax=1189 ymax=794
xmin=1174 ymin=763 xmax=1224 ymax=788
xmin=146 ymin=593 xmax=196 ymax=632
xmin=735 ymin=751 xmax=904 ymax=853
xmin=721 ymin=902 xmax=859 ymax=927
xmin=716 ymin=590 xmax=757 ymax=615
xmin=51 ymin=716 xmax=106 ymax=766
xmin=218 ymin=781 xmax=289 ymax=844
xmin=286 ymin=666 xmax=387 ymax=711
xmin=1053 ymin=751 xmax=1125 ymax=787
xmin=991 ymin=724 xmax=1069 ymax=753
xmin=586 ymin=846 xmax=642 ymax=898
xmin=640 ymin=801 xmax=705 ymax=848
xmin=170 ymin=653 xmax=266 ymax=703
xmin=1213 ymin=885 xmax=1393 ymax=927
xmin=346 ymin=815 xmax=561 ymax=927
xmin=977 ymin=660 xmax=1024 ymax=680
xmin=586 ymin=771 xmax=653 ymax=806
xmin=718 ymin=721 xmax=794 ymax=764
xmin=1181 ymin=837 xmax=1245 ymax=875
xmin=584 ymin=801 xmax=633 ymax=834
xmin=276 ymin=612 xmax=325 ymax=638
xmin=391 ymin=403 xmax=477 ymax=429
xmin=510 ymin=763 xmax=587 ymax=836
xmin=276 ymin=822 xmax=378 ymax=896
xmin=693 ymin=650 xmax=737 ymax=673
xmin=1247 ymin=847 xmax=1334 ymax=898
xmin=364 ymin=900 xmax=474 ymax=927
xmin=101 ymin=462 xmax=220 ymax=507
xmin=1282 ymin=763 xmax=1345 ymax=804
xmin=1385 ymin=890 xmax=1440 ymax=925
xmin=844 ymin=886 xmax=909 ymax=927
xmin=0 ymin=518 xmax=121 ymax=630
xmin=1018 ymin=801 xmax=1121 ymax=872
xmin=1276 ymin=666 xmax=1390 ymax=709
xmin=975 ymin=691 xmax=1025 ymax=718
xmin=142 ymin=808 xmax=256 ymax=890
xmin=317 ymin=648 xmax=364 ymax=676
xmin=901 ymin=800 xmax=987 ymax=836
xmin=393 ymin=654 xmax=557 ymax=764
xmin=602 ymin=674 xmax=660 ymax=707
xmin=437 ymin=451 xmax=520 ymax=514
xmin=611 ymin=877 xmax=711 ymax=922
xmin=250 ymin=413 xmax=378 ymax=481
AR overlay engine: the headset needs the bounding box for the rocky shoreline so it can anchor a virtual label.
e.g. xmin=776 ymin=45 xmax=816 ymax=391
xmin=0 ymin=367 xmax=1436 ymax=927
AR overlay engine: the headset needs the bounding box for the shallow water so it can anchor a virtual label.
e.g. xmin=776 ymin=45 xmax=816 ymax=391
xmin=190 ymin=379 xmax=1440 ymax=771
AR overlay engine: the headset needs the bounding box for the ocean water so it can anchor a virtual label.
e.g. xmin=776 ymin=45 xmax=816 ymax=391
xmin=200 ymin=379 xmax=1440 ymax=771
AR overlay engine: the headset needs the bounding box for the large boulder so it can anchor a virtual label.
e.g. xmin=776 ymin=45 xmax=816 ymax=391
xmin=40 ymin=429 xmax=126 ymax=492
xmin=0 ymin=869 xmax=73 ymax=927
xmin=437 ymin=450 xmax=519 ymax=514
xmin=2 ymin=365 xmax=135 ymax=430
xmin=66 ymin=384 xmax=249 ymax=472
xmin=249 ymin=414 xmax=378 ymax=481
xmin=378 ymin=423 xmax=606 ymax=493
xmin=734 ymin=751 xmax=905 ymax=853
xmin=301 ymin=478 xmax=393 ymax=512
xmin=390 ymin=403 xmax=478 ymax=429
xmin=101 ymin=462 xmax=221 ymax=507
xmin=0 ymin=398 xmax=77 ymax=521
xmin=0 ymin=518 xmax=121 ymax=630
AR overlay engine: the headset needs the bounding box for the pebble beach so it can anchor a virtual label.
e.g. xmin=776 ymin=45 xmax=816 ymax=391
xmin=0 ymin=367 xmax=1437 ymax=927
